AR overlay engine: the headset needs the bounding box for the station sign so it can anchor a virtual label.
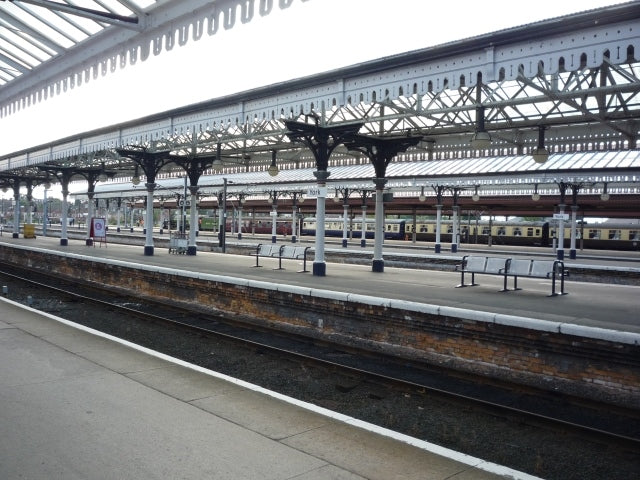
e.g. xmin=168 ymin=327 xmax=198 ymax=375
xmin=553 ymin=213 xmax=569 ymax=220
xmin=307 ymin=186 xmax=327 ymax=198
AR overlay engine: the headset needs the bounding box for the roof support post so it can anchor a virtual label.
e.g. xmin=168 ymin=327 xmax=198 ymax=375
xmin=170 ymin=153 xmax=216 ymax=255
xmin=116 ymin=147 xmax=172 ymax=256
xmin=284 ymin=119 xmax=363 ymax=276
xmin=345 ymin=135 xmax=422 ymax=272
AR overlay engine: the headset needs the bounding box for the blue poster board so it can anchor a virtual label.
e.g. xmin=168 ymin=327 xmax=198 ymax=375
xmin=90 ymin=217 xmax=107 ymax=247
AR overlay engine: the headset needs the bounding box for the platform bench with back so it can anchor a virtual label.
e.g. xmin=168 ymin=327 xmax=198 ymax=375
xmin=456 ymin=255 xmax=568 ymax=296
xmin=251 ymin=243 xmax=311 ymax=272
xmin=507 ymin=259 xmax=567 ymax=296
xmin=456 ymin=255 xmax=511 ymax=291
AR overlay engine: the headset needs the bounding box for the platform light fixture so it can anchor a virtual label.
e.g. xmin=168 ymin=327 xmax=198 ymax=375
xmin=418 ymin=186 xmax=426 ymax=202
xmin=531 ymin=125 xmax=550 ymax=164
xmin=131 ymin=166 xmax=140 ymax=185
xmin=600 ymin=182 xmax=610 ymax=201
xmin=212 ymin=158 xmax=224 ymax=173
xmin=472 ymin=186 xmax=480 ymax=202
xmin=212 ymin=143 xmax=224 ymax=173
xmin=470 ymin=106 xmax=491 ymax=150
xmin=531 ymin=184 xmax=540 ymax=201
xmin=268 ymin=150 xmax=279 ymax=177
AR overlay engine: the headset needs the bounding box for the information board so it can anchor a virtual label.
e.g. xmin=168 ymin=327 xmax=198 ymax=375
xmin=90 ymin=217 xmax=107 ymax=247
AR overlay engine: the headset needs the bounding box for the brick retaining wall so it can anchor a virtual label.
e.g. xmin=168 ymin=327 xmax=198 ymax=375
xmin=1 ymin=243 xmax=638 ymax=408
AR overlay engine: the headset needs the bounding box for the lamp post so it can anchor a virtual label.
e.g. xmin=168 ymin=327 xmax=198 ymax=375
xmin=451 ymin=188 xmax=461 ymax=253
xmin=569 ymin=183 xmax=582 ymax=260
xmin=267 ymin=191 xmax=279 ymax=243
xmin=237 ymin=195 xmax=246 ymax=240
xmin=333 ymin=187 xmax=351 ymax=248
xmin=289 ymin=192 xmax=303 ymax=243
xmin=358 ymin=190 xmax=372 ymax=247
xmin=222 ymin=178 xmax=228 ymax=253
xmin=556 ymin=181 xmax=568 ymax=260
xmin=433 ymin=185 xmax=445 ymax=253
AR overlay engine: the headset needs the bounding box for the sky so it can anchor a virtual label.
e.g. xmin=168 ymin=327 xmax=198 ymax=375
xmin=0 ymin=0 xmax=631 ymax=199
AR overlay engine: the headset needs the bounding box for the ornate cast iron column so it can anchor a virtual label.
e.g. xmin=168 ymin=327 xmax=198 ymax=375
xmin=170 ymin=153 xmax=216 ymax=255
xmin=284 ymin=119 xmax=363 ymax=277
xmin=117 ymin=147 xmax=171 ymax=256
xmin=345 ymin=135 xmax=421 ymax=272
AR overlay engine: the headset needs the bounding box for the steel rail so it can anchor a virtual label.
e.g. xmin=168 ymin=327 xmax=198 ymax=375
xmin=1 ymin=266 xmax=638 ymax=448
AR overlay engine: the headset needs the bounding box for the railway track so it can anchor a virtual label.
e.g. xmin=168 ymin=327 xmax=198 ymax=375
xmin=1 ymin=265 xmax=639 ymax=480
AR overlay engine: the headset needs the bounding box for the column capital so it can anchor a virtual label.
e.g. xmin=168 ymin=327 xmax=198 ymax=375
xmin=372 ymin=177 xmax=388 ymax=189
xmin=313 ymin=170 xmax=331 ymax=183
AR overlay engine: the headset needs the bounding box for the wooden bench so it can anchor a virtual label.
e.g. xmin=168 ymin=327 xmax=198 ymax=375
xmin=251 ymin=243 xmax=311 ymax=272
xmin=456 ymin=255 xmax=511 ymax=291
xmin=456 ymin=255 xmax=568 ymax=296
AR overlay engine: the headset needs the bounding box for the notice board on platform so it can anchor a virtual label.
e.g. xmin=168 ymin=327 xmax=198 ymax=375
xmin=90 ymin=217 xmax=107 ymax=247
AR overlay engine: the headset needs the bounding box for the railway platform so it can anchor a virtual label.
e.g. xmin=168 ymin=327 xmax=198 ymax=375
xmin=1 ymin=235 xmax=638 ymax=333
xmin=0 ymin=297 xmax=533 ymax=480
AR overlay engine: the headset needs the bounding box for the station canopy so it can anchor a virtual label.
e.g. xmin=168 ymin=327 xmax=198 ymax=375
xmin=1 ymin=1 xmax=640 ymax=218
xmin=0 ymin=1 xmax=155 ymax=90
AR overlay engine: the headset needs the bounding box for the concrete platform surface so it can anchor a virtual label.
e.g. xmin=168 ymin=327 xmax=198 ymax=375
xmin=0 ymin=298 xmax=537 ymax=480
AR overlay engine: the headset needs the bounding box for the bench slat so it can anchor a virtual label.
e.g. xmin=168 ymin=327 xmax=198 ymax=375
xmin=485 ymin=257 xmax=508 ymax=274
xmin=509 ymin=259 xmax=532 ymax=276
xmin=465 ymin=256 xmax=487 ymax=272
xmin=530 ymin=260 xmax=555 ymax=278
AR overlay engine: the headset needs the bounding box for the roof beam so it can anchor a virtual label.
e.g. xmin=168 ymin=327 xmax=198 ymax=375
xmin=0 ymin=6 xmax=64 ymax=52
xmin=0 ymin=50 xmax=30 ymax=74
xmin=8 ymin=0 xmax=139 ymax=26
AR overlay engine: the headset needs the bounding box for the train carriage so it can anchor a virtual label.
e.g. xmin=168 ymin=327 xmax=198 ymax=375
xmin=301 ymin=217 xmax=406 ymax=240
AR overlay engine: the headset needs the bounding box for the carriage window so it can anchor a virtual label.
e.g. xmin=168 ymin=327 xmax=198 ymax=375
xmin=513 ymin=227 xmax=522 ymax=236
xmin=630 ymin=230 xmax=639 ymax=241
xmin=482 ymin=227 xmax=491 ymax=235
xmin=527 ymin=228 xmax=534 ymax=237
xmin=447 ymin=226 xmax=453 ymax=233
xmin=497 ymin=227 xmax=506 ymax=236
xmin=608 ymin=230 xmax=621 ymax=240
xmin=588 ymin=229 xmax=600 ymax=239
xmin=420 ymin=225 xmax=428 ymax=232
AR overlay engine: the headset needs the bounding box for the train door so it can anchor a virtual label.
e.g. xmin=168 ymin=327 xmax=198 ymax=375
xmin=541 ymin=222 xmax=550 ymax=247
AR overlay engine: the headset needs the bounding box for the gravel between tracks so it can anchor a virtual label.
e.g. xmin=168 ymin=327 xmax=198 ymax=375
xmin=2 ymin=274 xmax=639 ymax=480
